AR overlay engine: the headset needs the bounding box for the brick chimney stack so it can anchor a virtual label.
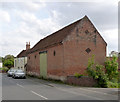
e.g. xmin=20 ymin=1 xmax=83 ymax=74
xmin=26 ymin=42 xmax=30 ymax=50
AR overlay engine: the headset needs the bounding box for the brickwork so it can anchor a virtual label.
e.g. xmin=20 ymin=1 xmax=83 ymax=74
xmin=62 ymin=16 xmax=106 ymax=76
xmin=66 ymin=76 xmax=97 ymax=87
xmin=27 ymin=16 xmax=107 ymax=81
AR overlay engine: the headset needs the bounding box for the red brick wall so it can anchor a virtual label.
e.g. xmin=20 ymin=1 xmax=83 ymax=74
xmin=27 ymin=44 xmax=64 ymax=76
xmin=27 ymin=17 xmax=106 ymax=79
xmin=62 ymin=17 xmax=106 ymax=76
xmin=47 ymin=44 xmax=64 ymax=76
xmin=27 ymin=51 xmax=40 ymax=76
xmin=66 ymin=76 xmax=97 ymax=87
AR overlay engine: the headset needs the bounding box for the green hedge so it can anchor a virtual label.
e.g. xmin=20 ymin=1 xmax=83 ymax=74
xmin=74 ymin=73 xmax=84 ymax=78
xmin=107 ymin=81 xmax=120 ymax=88
xmin=0 ymin=67 xmax=9 ymax=72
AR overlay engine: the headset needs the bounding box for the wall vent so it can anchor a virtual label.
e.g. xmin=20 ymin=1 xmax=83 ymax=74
xmin=85 ymin=48 xmax=91 ymax=53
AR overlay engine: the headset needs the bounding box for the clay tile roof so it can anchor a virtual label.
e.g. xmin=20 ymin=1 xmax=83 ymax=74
xmin=17 ymin=49 xmax=30 ymax=58
xmin=29 ymin=15 xmax=107 ymax=54
xmin=30 ymin=17 xmax=84 ymax=53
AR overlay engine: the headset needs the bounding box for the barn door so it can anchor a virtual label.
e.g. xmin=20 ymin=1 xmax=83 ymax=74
xmin=40 ymin=51 xmax=47 ymax=78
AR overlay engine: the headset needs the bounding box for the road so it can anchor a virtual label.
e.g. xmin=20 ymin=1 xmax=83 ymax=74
xmin=2 ymin=73 xmax=119 ymax=101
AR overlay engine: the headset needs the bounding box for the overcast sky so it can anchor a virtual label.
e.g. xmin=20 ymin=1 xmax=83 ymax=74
xmin=0 ymin=0 xmax=118 ymax=57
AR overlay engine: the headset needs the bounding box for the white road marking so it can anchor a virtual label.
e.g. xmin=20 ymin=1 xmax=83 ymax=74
xmin=56 ymin=87 xmax=102 ymax=100
xmin=16 ymin=84 xmax=24 ymax=88
xmin=79 ymin=88 xmax=117 ymax=96
xmin=31 ymin=90 xmax=48 ymax=100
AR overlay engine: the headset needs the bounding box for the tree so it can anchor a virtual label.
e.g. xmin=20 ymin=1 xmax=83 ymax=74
xmin=3 ymin=55 xmax=14 ymax=69
xmin=87 ymin=55 xmax=108 ymax=87
xmin=105 ymin=56 xmax=118 ymax=81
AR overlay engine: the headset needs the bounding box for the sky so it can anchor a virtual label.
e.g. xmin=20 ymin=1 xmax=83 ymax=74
xmin=0 ymin=0 xmax=118 ymax=57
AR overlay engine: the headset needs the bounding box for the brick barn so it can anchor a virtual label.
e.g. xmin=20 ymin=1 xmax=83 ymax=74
xmin=27 ymin=16 xmax=107 ymax=81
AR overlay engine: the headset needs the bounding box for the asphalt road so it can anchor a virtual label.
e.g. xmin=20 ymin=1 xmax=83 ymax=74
xmin=2 ymin=73 xmax=119 ymax=101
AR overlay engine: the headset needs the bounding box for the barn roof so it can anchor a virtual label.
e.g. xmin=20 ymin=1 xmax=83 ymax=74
xmin=29 ymin=15 xmax=107 ymax=54
xmin=17 ymin=49 xmax=30 ymax=58
xmin=30 ymin=17 xmax=83 ymax=53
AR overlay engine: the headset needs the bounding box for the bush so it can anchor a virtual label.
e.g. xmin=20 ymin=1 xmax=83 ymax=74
xmin=105 ymin=56 xmax=118 ymax=81
xmin=87 ymin=55 xmax=108 ymax=88
xmin=3 ymin=55 xmax=14 ymax=68
xmin=107 ymin=81 xmax=118 ymax=88
xmin=0 ymin=67 xmax=9 ymax=72
xmin=74 ymin=73 xmax=83 ymax=78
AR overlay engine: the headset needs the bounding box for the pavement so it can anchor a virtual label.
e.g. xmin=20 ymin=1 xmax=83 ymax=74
xmin=2 ymin=73 xmax=119 ymax=101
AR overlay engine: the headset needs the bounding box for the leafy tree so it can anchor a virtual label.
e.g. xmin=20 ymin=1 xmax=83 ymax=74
xmin=4 ymin=55 xmax=14 ymax=60
xmin=3 ymin=55 xmax=14 ymax=69
xmin=87 ymin=55 xmax=108 ymax=87
xmin=87 ymin=55 xmax=119 ymax=88
xmin=105 ymin=56 xmax=118 ymax=81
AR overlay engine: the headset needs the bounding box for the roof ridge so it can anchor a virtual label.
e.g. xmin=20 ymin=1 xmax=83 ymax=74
xmin=30 ymin=16 xmax=86 ymax=53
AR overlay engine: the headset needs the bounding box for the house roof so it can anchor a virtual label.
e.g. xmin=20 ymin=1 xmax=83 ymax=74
xmin=29 ymin=15 xmax=107 ymax=54
xmin=17 ymin=49 xmax=30 ymax=58
xmin=30 ymin=17 xmax=83 ymax=53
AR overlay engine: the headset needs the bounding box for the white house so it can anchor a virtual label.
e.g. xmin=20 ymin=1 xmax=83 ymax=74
xmin=0 ymin=59 xmax=2 ymax=68
xmin=14 ymin=42 xmax=30 ymax=71
xmin=109 ymin=51 xmax=119 ymax=57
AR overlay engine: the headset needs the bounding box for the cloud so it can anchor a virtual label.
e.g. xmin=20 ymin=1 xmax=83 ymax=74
xmin=102 ymin=29 xmax=118 ymax=55
xmin=0 ymin=2 xmax=46 ymax=12
xmin=0 ymin=1 xmax=118 ymax=57
xmin=0 ymin=9 xmax=10 ymax=23
xmin=0 ymin=9 xmax=61 ymax=56
xmin=23 ymin=2 xmax=46 ymax=11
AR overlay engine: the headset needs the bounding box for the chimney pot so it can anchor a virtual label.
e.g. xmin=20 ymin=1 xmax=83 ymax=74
xmin=26 ymin=42 xmax=30 ymax=50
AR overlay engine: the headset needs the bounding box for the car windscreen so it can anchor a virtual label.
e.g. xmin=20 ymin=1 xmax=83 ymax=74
xmin=11 ymin=69 xmax=16 ymax=72
xmin=16 ymin=70 xmax=24 ymax=73
xmin=9 ymin=69 xmax=14 ymax=72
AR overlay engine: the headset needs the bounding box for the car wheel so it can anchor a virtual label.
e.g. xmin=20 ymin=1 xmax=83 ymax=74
xmin=14 ymin=76 xmax=16 ymax=79
xmin=13 ymin=75 xmax=15 ymax=79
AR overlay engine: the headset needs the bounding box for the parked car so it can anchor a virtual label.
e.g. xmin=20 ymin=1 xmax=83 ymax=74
xmin=12 ymin=70 xmax=26 ymax=79
xmin=7 ymin=69 xmax=17 ymax=77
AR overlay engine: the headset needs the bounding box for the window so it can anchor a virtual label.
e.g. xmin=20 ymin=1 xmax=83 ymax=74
xmin=85 ymin=48 xmax=91 ymax=54
xmin=76 ymin=28 xmax=79 ymax=37
xmin=94 ymin=29 xmax=97 ymax=33
xmin=35 ymin=55 xmax=36 ymax=59
xmin=29 ymin=57 xmax=30 ymax=59
xmin=53 ymin=51 xmax=56 ymax=56
xmin=15 ymin=60 xmax=16 ymax=67
xmin=85 ymin=30 xmax=89 ymax=34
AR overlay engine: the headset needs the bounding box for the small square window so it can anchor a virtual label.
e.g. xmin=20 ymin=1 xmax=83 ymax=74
xmin=85 ymin=48 xmax=91 ymax=53
xmin=85 ymin=30 xmax=89 ymax=34
xmin=94 ymin=29 xmax=97 ymax=33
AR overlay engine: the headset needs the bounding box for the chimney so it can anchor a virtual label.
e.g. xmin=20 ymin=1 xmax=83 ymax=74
xmin=26 ymin=42 xmax=30 ymax=50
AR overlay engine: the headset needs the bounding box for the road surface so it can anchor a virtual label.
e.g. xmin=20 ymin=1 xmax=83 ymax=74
xmin=2 ymin=73 xmax=119 ymax=101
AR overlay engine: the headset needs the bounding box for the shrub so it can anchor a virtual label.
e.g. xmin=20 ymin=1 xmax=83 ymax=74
xmin=0 ymin=67 xmax=9 ymax=72
xmin=87 ymin=55 xmax=108 ymax=88
xmin=74 ymin=73 xmax=83 ymax=78
xmin=107 ymin=81 xmax=118 ymax=88
xmin=105 ymin=56 xmax=118 ymax=81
